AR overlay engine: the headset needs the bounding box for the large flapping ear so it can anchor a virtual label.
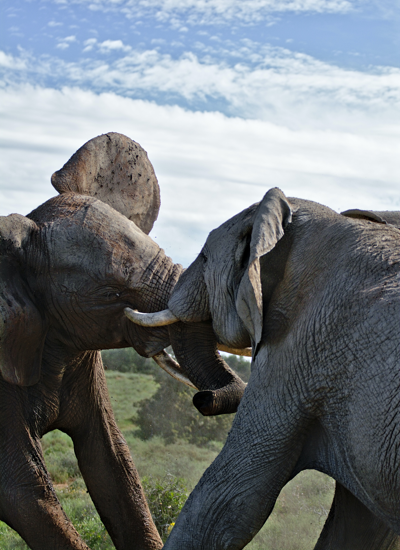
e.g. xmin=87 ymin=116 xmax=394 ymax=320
xmin=236 ymin=188 xmax=292 ymax=354
xmin=0 ymin=215 xmax=47 ymax=386
xmin=51 ymin=132 xmax=160 ymax=235
xmin=341 ymin=209 xmax=400 ymax=230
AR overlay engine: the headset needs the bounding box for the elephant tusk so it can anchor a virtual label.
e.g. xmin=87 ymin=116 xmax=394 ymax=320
xmin=152 ymin=351 xmax=197 ymax=389
xmin=124 ymin=307 xmax=179 ymax=327
xmin=217 ymin=344 xmax=252 ymax=357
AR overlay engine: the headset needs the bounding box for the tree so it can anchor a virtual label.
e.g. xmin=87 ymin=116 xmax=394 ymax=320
xmin=101 ymin=348 xmax=157 ymax=374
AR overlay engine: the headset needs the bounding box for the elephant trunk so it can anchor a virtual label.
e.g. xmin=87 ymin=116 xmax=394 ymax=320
xmin=192 ymin=383 xmax=245 ymax=416
xmin=168 ymin=321 xmax=246 ymax=416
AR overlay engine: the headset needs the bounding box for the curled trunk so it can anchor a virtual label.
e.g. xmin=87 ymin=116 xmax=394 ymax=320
xmin=168 ymin=321 xmax=246 ymax=416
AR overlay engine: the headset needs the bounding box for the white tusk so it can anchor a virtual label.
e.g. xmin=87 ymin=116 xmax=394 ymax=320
xmin=152 ymin=351 xmax=197 ymax=389
xmin=217 ymin=344 xmax=252 ymax=357
xmin=124 ymin=307 xmax=179 ymax=327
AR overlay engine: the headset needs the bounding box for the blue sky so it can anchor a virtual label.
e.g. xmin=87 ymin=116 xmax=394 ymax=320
xmin=1 ymin=0 xmax=399 ymax=265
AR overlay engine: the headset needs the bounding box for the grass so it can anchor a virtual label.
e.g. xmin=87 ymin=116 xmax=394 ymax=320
xmin=0 ymin=371 xmax=335 ymax=549
xmin=248 ymin=471 xmax=334 ymax=550
xmin=105 ymin=371 xmax=159 ymax=430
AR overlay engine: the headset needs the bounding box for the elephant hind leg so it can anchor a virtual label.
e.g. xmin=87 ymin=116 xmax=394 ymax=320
xmin=314 ymin=482 xmax=399 ymax=550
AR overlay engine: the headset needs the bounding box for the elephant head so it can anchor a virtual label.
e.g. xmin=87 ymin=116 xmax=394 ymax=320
xmin=0 ymin=133 xmax=176 ymax=385
xmin=125 ymin=190 xmax=292 ymax=416
xmin=126 ymin=187 xmax=291 ymax=372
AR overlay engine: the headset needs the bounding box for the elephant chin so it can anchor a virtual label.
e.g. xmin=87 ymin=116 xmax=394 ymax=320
xmin=193 ymin=382 xmax=245 ymax=416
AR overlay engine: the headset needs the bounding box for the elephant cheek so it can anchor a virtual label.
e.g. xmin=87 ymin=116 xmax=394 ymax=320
xmin=212 ymin=314 xmax=252 ymax=351
xmin=168 ymin=254 xmax=210 ymax=323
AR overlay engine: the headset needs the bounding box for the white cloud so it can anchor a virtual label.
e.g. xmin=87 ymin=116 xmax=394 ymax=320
xmin=48 ymin=20 xmax=63 ymax=27
xmin=1 ymin=45 xmax=399 ymax=132
xmin=98 ymin=39 xmax=132 ymax=53
xmin=0 ymin=51 xmax=26 ymax=70
xmin=83 ymin=38 xmax=132 ymax=53
xmin=56 ymin=35 xmax=77 ymax=49
xmin=77 ymin=0 xmax=354 ymax=24
xmin=83 ymin=38 xmax=98 ymax=51
xmin=0 ymin=84 xmax=399 ymax=266
xmin=56 ymin=43 xmax=70 ymax=50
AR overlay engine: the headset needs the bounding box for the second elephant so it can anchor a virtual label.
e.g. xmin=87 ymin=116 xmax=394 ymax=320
xmin=128 ymin=188 xmax=400 ymax=549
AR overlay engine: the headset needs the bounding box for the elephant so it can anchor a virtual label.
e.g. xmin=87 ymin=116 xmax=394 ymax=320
xmin=0 ymin=132 xmax=246 ymax=550
xmin=126 ymin=188 xmax=400 ymax=549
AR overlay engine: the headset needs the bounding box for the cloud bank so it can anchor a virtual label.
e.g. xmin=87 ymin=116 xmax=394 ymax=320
xmin=50 ymin=0 xmax=355 ymax=25
xmin=2 ymin=43 xmax=399 ymax=129
xmin=1 ymin=84 xmax=398 ymax=265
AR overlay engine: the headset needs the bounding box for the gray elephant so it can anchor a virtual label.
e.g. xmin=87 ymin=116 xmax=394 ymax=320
xmin=0 ymin=133 xmax=245 ymax=550
xmin=126 ymin=188 xmax=400 ymax=549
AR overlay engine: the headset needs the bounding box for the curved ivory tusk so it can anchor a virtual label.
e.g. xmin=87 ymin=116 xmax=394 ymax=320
xmin=124 ymin=307 xmax=179 ymax=327
xmin=217 ymin=344 xmax=252 ymax=357
xmin=152 ymin=350 xmax=197 ymax=389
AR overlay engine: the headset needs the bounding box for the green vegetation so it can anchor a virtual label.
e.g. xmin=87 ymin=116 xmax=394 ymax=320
xmin=101 ymin=348 xmax=155 ymax=374
xmin=0 ymin=348 xmax=334 ymax=549
xmin=135 ymin=369 xmax=234 ymax=445
xmin=142 ymin=476 xmax=188 ymax=542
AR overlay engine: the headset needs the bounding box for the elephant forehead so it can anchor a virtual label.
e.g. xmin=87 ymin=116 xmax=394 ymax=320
xmin=44 ymin=199 xmax=159 ymax=277
xmin=206 ymin=203 xmax=257 ymax=256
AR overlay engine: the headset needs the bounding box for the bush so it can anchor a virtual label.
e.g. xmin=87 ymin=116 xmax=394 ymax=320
xmin=142 ymin=475 xmax=188 ymax=542
xmin=55 ymin=481 xmax=114 ymax=550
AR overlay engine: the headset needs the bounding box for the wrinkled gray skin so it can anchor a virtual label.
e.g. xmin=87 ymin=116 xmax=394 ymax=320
xmin=0 ymin=133 xmax=244 ymax=550
xmin=162 ymin=188 xmax=400 ymax=550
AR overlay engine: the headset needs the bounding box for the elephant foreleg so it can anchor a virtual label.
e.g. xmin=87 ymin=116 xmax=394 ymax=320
xmin=314 ymin=482 xmax=400 ymax=550
xmin=0 ymin=430 xmax=89 ymax=550
xmin=64 ymin=358 xmax=162 ymax=550
xmin=164 ymin=368 xmax=310 ymax=550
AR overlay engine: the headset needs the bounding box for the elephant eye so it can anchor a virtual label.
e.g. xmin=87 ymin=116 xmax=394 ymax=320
xmin=103 ymin=289 xmax=121 ymax=300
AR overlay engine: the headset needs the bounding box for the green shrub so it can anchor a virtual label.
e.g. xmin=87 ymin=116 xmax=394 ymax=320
xmin=60 ymin=483 xmax=113 ymax=549
xmin=142 ymin=475 xmax=188 ymax=542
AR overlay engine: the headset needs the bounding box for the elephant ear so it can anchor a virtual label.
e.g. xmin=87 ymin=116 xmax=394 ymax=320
xmin=236 ymin=188 xmax=292 ymax=354
xmin=51 ymin=132 xmax=160 ymax=235
xmin=341 ymin=209 xmax=400 ymax=230
xmin=0 ymin=215 xmax=47 ymax=386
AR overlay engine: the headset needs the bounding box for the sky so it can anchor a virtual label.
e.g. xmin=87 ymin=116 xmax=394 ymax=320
xmin=1 ymin=0 xmax=399 ymax=266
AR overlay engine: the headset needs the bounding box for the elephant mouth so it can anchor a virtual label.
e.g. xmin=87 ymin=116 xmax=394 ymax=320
xmin=124 ymin=307 xmax=252 ymax=357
